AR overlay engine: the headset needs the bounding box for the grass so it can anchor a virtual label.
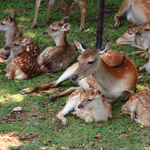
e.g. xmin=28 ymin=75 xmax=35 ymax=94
xmin=0 ymin=0 xmax=150 ymax=149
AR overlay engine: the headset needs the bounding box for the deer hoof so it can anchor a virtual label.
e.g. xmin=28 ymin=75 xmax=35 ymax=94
xmin=49 ymin=95 xmax=57 ymax=101
xmin=20 ymin=89 xmax=29 ymax=94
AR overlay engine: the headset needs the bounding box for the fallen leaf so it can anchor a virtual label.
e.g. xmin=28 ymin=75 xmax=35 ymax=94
xmin=12 ymin=106 xmax=22 ymax=112
xmin=61 ymin=147 xmax=69 ymax=150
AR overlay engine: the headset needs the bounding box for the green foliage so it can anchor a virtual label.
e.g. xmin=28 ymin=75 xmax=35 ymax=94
xmin=0 ymin=0 xmax=150 ymax=150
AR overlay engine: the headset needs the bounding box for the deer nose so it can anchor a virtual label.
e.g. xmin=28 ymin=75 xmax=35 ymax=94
xmin=78 ymin=104 xmax=84 ymax=109
xmin=135 ymin=32 xmax=140 ymax=37
xmin=71 ymin=75 xmax=77 ymax=81
xmin=4 ymin=46 xmax=10 ymax=51
xmin=43 ymin=31 xmax=47 ymax=36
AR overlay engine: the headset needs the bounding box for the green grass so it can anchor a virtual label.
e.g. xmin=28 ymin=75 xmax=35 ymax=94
xmin=0 ymin=0 xmax=150 ymax=149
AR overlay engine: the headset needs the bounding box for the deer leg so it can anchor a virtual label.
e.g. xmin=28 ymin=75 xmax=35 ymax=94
xmin=45 ymin=0 xmax=55 ymax=24
xmin=57 ymin=98 xmax=76 ymax=125
xmin=50 ymin=87 xmax=81 ymax=101
xmin=20 ymin=62 xmax=78 ymax=94
xmin=63 ymin=0 xmax=74 ymax=17
xmin=77 ymin=0 xmax=87 ymax=31
xmin=122 ymin=109 xmax=136 ymax=120
xmin=140 ymin=52 xmax=149 ymax=60
xmin=111 ymin=91 xmax=133 ymax=107
xmin=134 ymin=115 xmax=150 ymax=127
xmin=114 ymin=0 xmax=130 ymax=28
xmin=129 ymin=51 xmax=146 ymax=56
xmin=138 ymin=64 xmax=146 ymax=72
xmin=32 ymin=0 xmax=41 ymax=28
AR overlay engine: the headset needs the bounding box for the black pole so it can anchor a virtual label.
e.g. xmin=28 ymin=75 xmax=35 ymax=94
xmin=96 ymin=0 xmax=105 ymax=49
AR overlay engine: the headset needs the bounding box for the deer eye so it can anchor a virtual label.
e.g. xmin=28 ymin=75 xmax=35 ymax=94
xmin=87 ymin=61 xmax=93 ymax=65
xmin=14 ymin=43 xmax=18 ymax=46
xmin=88 ymin=99 xmax=92 ymax=101
xmin=145 ymin=29 xmax=149 ymax=31
xmin=1 ymin=22 xmax=4 ymax=25
xmin=52 ymin=29 xmax=57 ymax=31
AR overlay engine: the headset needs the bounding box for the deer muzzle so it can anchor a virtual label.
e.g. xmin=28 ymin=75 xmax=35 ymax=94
xmin=4 ymin=46 xmax=10 ymax=51
xmin=135 ymin=32 xmax=141 ymax=37
xmin=78 ymin=104 xmax=84 ymax=109
xmin=71 ymin=75 xmax=77 ymax=81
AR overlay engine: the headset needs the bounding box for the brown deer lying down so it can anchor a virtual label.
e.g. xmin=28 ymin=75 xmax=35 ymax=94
xmin=4 ymin=37 xmax=41 ymax=80
xmin=121 ymin=85 xmax=150 ymax=127
xmin=138 ymin=47 xmax=150 ymax=73
xmin=71 ymin=41 xmax=137 ymax=106
xmin=37 ymin=17 xmax=75 ymax=73
xmin=21 ymin=41 xmax=137 ymax=107
xmin=57 ymin=88 xmax=112 ymax=125
xmin=0 ymin=10 xmax=19 ymax=59
xmin=116 ymin=21 xmax=150 ymax=59
xmin=114 ymin=0 xmax=150 ymax=28
xmin=32 ymin=0 xmax=87 ymax=31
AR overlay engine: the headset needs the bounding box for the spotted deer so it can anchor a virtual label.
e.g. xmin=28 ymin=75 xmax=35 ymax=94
xmin=57 ymin=88 xmax=112 ymax=125
xmin=116 ymin=21 xmax=150 ymax=59
xmin=71 ymin=41 xmax=137 ymax=106
xmin=4 ymin=37 xmax=41 ymax=79
xmin=121 ymin=85 xmax=150 ymax=127
xmin=138 ymin=47 xmax=150 ymax=73
xmin=0 ymin=37 xmax=40 ymax=65
xmin=32 ymin=0 xmax=87 ymax=31
xmin=37 ymin=17 xmax=75 ymax=73
xmin=114 ymin=0 xmax=150 ymax=28
xmin=0 ymin=10 xmax=20 ymax=59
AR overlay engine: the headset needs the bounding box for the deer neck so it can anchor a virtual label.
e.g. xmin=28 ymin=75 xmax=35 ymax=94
xmin=53 ymin=31 xmax=67 ymax=46
xmin=11 ymin=46 xmax=25 ymax=59
xmin=5 ymin=25 xmax=18 ymax=44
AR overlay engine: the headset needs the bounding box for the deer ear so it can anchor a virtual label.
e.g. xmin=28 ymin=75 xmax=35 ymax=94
xmin=98 ymin=42 xmax=111 ymax=55
xmin=16 ymin=31 xmax=23 ymax=37
xmin=11 ymin=10 xmax=17 ymax=19
xmin=61 ymin=23 xmax=70 ymax=31
xmin=94 ymin=90 xmax=101 ymax=96
xmin=61 ymin=16 xmax=69 ymax=24
xmin=74 ymin=40 xmax=85 ymax=53
xmin=7 ymin=16 xmax=13 ymax=23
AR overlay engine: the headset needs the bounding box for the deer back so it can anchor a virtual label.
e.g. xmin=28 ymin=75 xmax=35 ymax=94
xmin=10 ymin=52 xmax=41 ymax=79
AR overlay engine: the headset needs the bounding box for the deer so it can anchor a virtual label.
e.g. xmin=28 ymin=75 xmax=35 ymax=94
xmin=121 ymin=84 xmax=150 ymax=127
xmin=4 ymin=36 xmax=41 ymax=80
xmin=57 ymin=88 xmax=112 ymax=125
xmin=0 ymin=10 xmax=20 ymax=59
xmin=71 ymin=41 xmax=138 ymax=106
xmin=37 ymin=17 xmax=75 ymax=73
xmin=114 ymin=0 xmax=150 ymax=29
xmin=138 ymin=47 xmax=150 ymax=73
xmin=32 ymin=0 xmax=87 ymax=31
xmin=116 ymin=21 xmax=150 ymax=59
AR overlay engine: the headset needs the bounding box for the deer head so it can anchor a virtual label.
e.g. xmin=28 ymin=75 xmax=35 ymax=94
xmin=71 ymin=41 xmax=111 ymax=81
xmin=78 ymin=89 xmax=101 ymax=109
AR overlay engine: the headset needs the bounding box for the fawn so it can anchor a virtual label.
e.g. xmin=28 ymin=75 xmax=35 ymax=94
xmin=121 ymin=85 xmax=150 ymax=127
xmin=37 ymin=17 xmax=75 ymax=73
xmin=32 ymin=0 xmax=87 ymax=31
xmin=4 ymin=37 xmax=41 ymax=80
xmin=114 ymin=0 xmax=150 ymax=28
xmin=0 ymin=10 xmax=20 ymax=59
xmin=57 ymin=88 xmax=112 ymax=125
xmin=116 ymin=21 xmax=150 ymax=59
